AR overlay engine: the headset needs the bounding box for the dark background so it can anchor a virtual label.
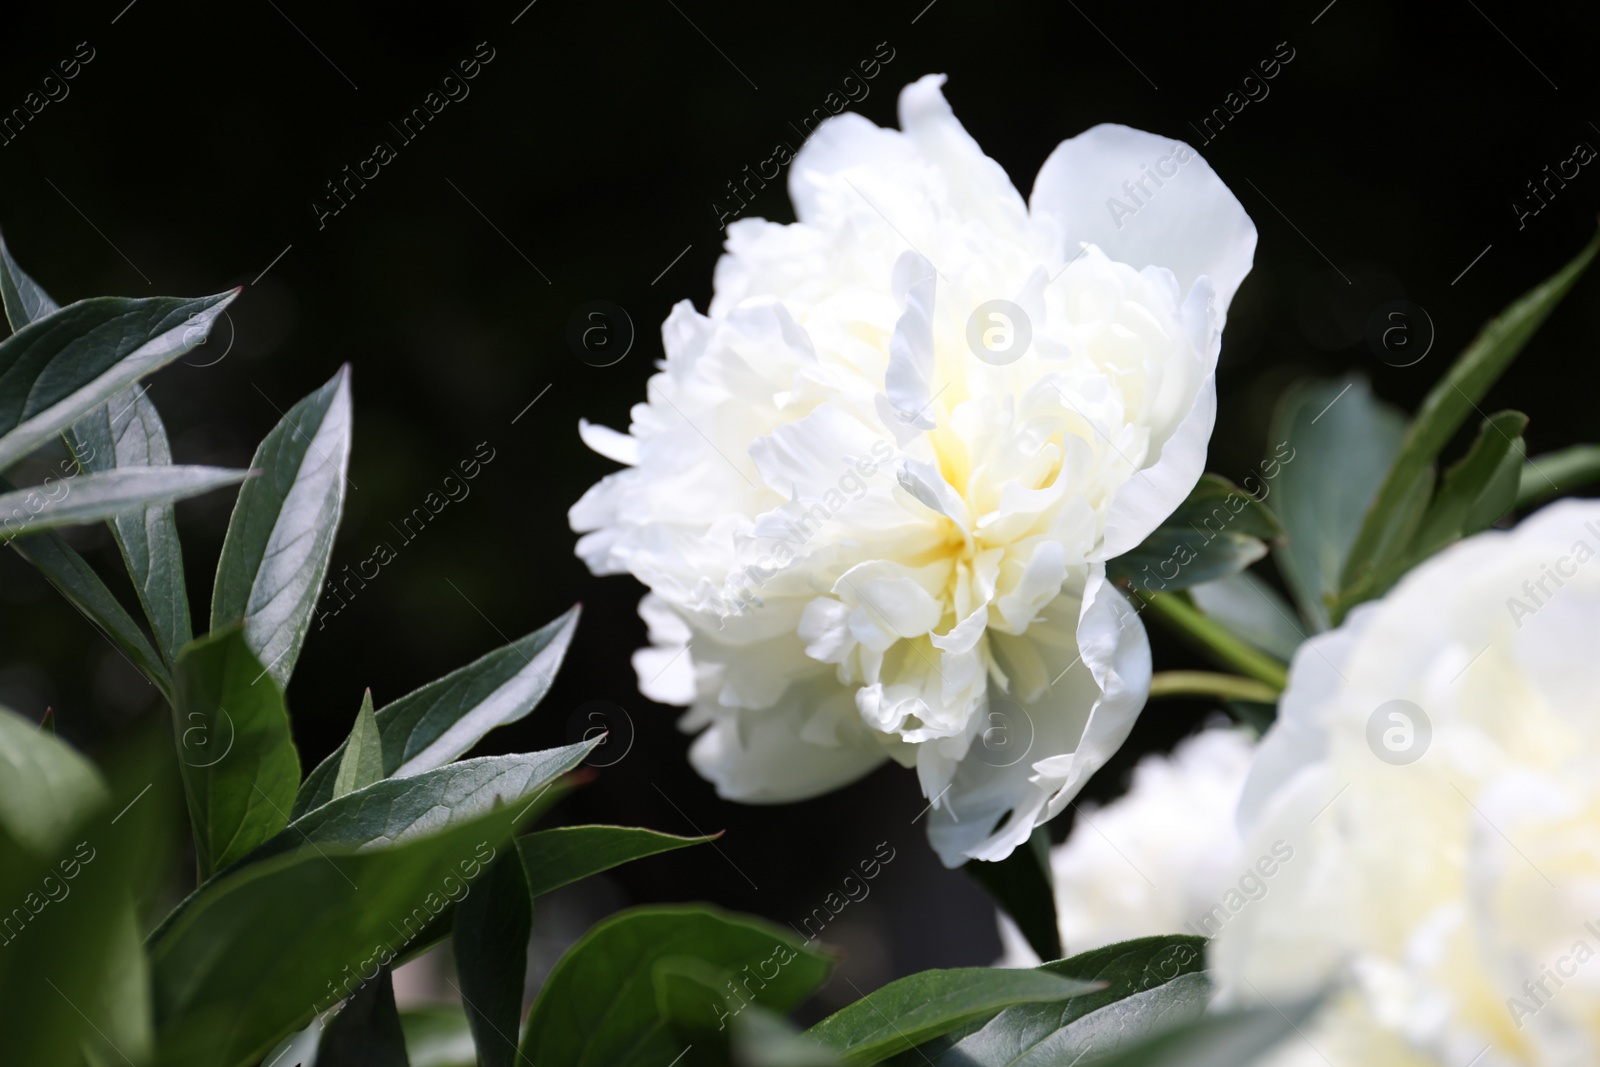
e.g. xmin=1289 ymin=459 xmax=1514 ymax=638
xmin=2 ymin=0 xmax=1598 ymax=1004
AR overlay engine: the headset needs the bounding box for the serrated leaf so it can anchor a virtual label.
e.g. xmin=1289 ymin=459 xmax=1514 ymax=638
xmin=1187 ymin=572 xmax=1306 ymax=663
xmin=1109 ymin=474 xmax=1283 ymax=592
xmin=0 ymin=465 xmax=248 ymax=542
xmin=0 ymin=233 xmax=60 ymax=329
xmin=1341 ymin=229 xmax=1599 ymax=608
xmin=211 ymin=364 xmax=352 ymax=688
xmin=333 ymin=689 xmax=383 ymax=800
xmin=1267 ymin=375 xmax=1407 ymax=630
xmin=888 ymin=935 xmax=1209 ymax=1067
xmin=805 ymin=968 xmax=1102 ymax=1065
xmin=172 ymin=626 xmax=301 ymax=880
xmin=65 ymin=386 xmax=194 ymax=665
xmin=453 ymin=850 xmax=530 ymax=1067
xmin=0 ymin=290 xmax=236 ymax=469
xmin=295 ymin=607 xmax=580 ymax=817
xmin=4 ymin=483 xmax=171 ymax=696
xmin=520 ymin=905 xmax=835 ymax=1067
xmin=518 ymin=823 xmax=715 ymax=900
xmin=317 ymin=966 xmax=410 ymax=1067
xmin=149 ymin=801 xmax=522 ymax=1067
xmin=965 ymin=824 xmax=1060 ymax=963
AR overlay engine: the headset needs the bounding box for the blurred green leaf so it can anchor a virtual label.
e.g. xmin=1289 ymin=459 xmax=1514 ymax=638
xmin=1187 ymin=572 xmax=1305 ymax=663
xmin=888 ymin=935 xmax=1208 ymax=1066
xmin=0 ymin=700 xmax=108 ymax=851
xmin=1341 ymin=229 xmax=1599 ymax=610
xmin=332 ymin=690 xmax=384 ymax=800
xmin=317 ymin=966 xmax=410 ymax=1067
xmin=149 ymin=797 xmax=522 ymax=1067
xmin=1518 ymin=444 xmax=1600 ymax=510
xmin=400 ymin=1005 xmax=476 ymax=1067
xmin=65 ymin=387 xmax=194 ymax=666
xmin=520 ymin=905 xmax=834 ymax=1067
xmin=295 ymin=606 xmax=580 ymax=817
xmin=0 ymin=291 xmax=236 ymax=469
xmin=453 ymin=850 xmax=531 ymax=1067
xmin=172 ymin=626 xmax=300 ymax=880
xmin=210 ymin=364 xmax=352 ymax=689
xmin=1068 ymin=996 xmax=1320 ymax=1067
xmin=0 ymin=465 xmax=248 ymax=542
xmin=518 ymin=823 xmax=715 ymax=900
xmin=1108 ymin=475 xmax=1283 ymax=592
xmin=805 ymin=968 xmax=1101 ymax=1065
xmin=733 ymin=1008 xmax=845 ymax=1067
xmin=1266 ymin=375 xmax=1406 ymax=631
xmin=964 ymin=824 xmax=1060 ymax=963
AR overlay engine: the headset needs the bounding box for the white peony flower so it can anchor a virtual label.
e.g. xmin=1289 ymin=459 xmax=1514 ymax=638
xmin=998 ymin=725 xmax=1256 ymax=966
xmin=570 ymin=73 xmax=1257 ymax=865
xmin=1212 ymin=499 xmax=1600 ymax=1067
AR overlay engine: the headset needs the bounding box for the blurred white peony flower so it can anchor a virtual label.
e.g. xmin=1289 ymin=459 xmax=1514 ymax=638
xmin=1212 ymin=499 xmax=1600 ymax=1067
xmin=998 ymin=725 xmax=1257 ymax=966
xmin=570 ymin=73 xmax=1257 ymax=865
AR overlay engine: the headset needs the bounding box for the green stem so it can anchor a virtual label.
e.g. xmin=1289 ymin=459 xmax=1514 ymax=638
xmin=1148 ymin=670 xmax=1280 ymax=705
xmin=1517 ymin=445 xmax=1600 ymax=511
xmin=1136 ymin=591 xmax=1289 ymax=690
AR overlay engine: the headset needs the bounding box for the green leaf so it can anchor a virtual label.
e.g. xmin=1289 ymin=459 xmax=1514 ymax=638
xmin=1518 ymin=444 xmax=1600 ymax=510
xmin=295 ymin=607 xmax=581 ymax=817
xmin=1341 ymin=229 xmax=1599 ymax=608
xmin=453 ymin=849 xmax=530 ymax=1067
xmin=965 ymin=824 xmax=1060 ymax=963
xmin=65 ymin=385 xmax=195 ymax=665
xmin=1186 ymin=571 xmax=1305 ymax=663
xmin=0 ymin=710 xmax=163 ymax=1067
xmin=0 ymin=465 xmax=248 ymax=542
xmin=520 ymin=905 xmax=835 ymax=1067
xmin=889 ymin=935 xmax=1209 ymax=1067
xmin=1067 ymin=996 xmax=1321 ymax=1067
xmin=333 ymin=689 xmax=384 ymax=800
xmin=733 ymin=1008 xmax=846 ymax=1067
xmin=1108 ymin=474 xmax=1284 ymax=592
xmin=149 ymin=797 xmax=522 ymax=1067
xmin=805 ymin=968 xmax=1102 ymax=1065
xmin=317 ymin=966 xmax=411 ymax=1067
xmin=0 ymin=290 xmax=237 ymax=469
xmin=400 ymin=1005 xmax=477 ymax=1067
xmin=2 ymin=487 xmax=171 ymax=697
xmin=211 ymin=364 xmax=353 ymax=689
xmin=172 ymin=626 xmax=301 ymax=880
xmin=518 ymin=823 xmax=716 ymax=900
xmin=1266 ymin=375 xmax=1407 ymax=630
xmin=0 ymin=232 xmax=60 ymax=329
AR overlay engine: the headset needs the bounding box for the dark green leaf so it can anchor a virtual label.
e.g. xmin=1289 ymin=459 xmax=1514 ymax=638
xmin=1518 ymin=444 xmax=1600 ymax=510
xmin=172 ymin=626 xmax=301 ymax=880
xmin=211 ymin=364 xmax=352 ymax=689
xmin=317 ymin=966 xmax=411 ymax=1067
xmin=1069 ymin=996 xmax=1321 ymax=1067
xmin=805 ymin=968 xmax=1102 ymax=1065
xmin=965 ymin=825 xmax=1060 ymax=962
xmin=0 ymin=233 xmax=60 ymax=329
xmin=889 ymin=936 xmax=1209 ymax=1067
xmin=0 ymin=465 xmax=248 ymax=542
xmin=1108 ymin=475 xmax=1284 ymax=592
xmin=65 ymin=386 xmax=194 ymax=665
xmin=1187 ymin=572 xmax=1305 ymax=663
xmin=295 ymin=607 xmax=580 ymax=817
xmin=1342 ymin=229 xmax=1599 ymax=606
xmin=520 ymin=905 xmax=834 ymax=1067
xmin=1266 ymin=375 xmax=1407 ymax=630
xmin=518 ymin=823 xmax=716 ymax=900
xmin=149 ymin=796 xmax=522 ymax=1067
xmin=0 ymin=290 xmax=236 ymax=468
xmin=3 ymin=479 xmax=171 ymax=697
xmin=333 ymin=689 xmax=384 ymax=800
xmin=453 ymin=848 xmax=531 ymax=1067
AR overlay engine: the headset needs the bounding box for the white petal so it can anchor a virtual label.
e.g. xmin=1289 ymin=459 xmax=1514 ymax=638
xmin=578 ymin=418 xmax=639 ymax=466
xmin=1030 ymin=124 xmax=1257 ymax=316
xmin=881 ymin=251 xmax=938 ymax=433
